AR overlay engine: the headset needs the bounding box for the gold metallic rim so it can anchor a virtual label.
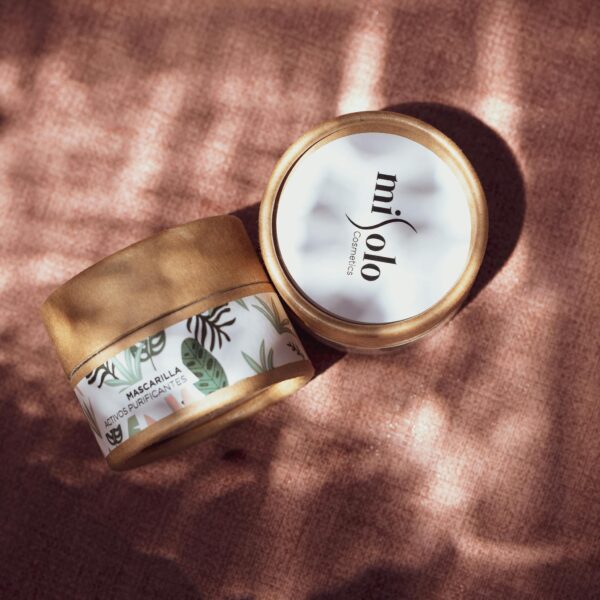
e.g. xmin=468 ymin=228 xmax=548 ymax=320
xmin=259 ymin=111 xmax=488 ymax=351
xmin=107 ymin=360 xmax=314 ymax=471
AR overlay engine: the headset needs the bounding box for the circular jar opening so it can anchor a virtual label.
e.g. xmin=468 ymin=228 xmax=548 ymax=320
xmin=260 ymin=111 xmax=488 ymax=352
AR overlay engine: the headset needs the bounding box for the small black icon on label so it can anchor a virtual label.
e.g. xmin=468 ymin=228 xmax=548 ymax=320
xmin=106 ymin=425 xmax=123 ymax=446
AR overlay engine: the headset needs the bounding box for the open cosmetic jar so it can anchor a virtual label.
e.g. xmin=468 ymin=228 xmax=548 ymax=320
xmin=259 ymin=111 xmax=488 ymax=352
xmin=41 ymin=216 xmax=314 ymax=470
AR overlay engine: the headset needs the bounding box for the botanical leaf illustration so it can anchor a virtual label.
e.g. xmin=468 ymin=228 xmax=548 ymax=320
xmin=252 ymin=296 xmax=293 ymax=335
xmin=242 ymin=340 xmax=275 ymax=374
xmin=186 ymin=304 xmax=236 ymax=351
xmin=85 ymin=361 xmax=120 ymax=389
xmin=287 ymin=339 xmax=305 ymax=359
xmin=127 ymin=415 xmax=142 ymax=438
xmin=181 ymin=337 xmax=228 ymax=394
xmin=107 ymin=348 xmax=142 ymax=389
xmin=235 ymin=298 xmax=249 ymax=311
xmin=79 ymin=395 xmax=101 ymax=438
xmin=132 ymin=331 xmax=166 ymax=369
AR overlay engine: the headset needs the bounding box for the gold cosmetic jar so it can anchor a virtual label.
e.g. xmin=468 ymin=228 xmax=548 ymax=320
xmin=42 ymin=216 xmax=313 ymax=470
xmin=259 ymin=111 xmax=488 ymax=352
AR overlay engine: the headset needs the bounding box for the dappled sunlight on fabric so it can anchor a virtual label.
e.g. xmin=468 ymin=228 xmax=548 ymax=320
xmin=0 ymin=268 xmax=9 ymax=295
xmin=30 ymin=451 xmax=110 ymax=488
xmin=393 ymin=385 xmax=559 ymax=561
xmin=399 ymin=400 xmax=477 ymax=518
xmin=0 ymin=253 xmax=83 ymax=292
xmin=15 ymin=397 xmax=46 ymax=418
xmin=490 ymin=409 xmax=550 ymax=455
xmin=24 ymin=56 xmax=126 ymax=191
xmin=337 ymin=9 xmax=388 ymax=114
xmin=0 ymin=59 xmax=22 ymax=110
xmin=198 ymin=104 xmax=246 ymax=179
xmin=424 ymin=454 xmax=473 ymax=514
xmin=454 ymin=533 xmax=566 ymax=567
xmin=0 ymin=2 xmax=598 ymax=597
xmin=113 ymin=71 xmax=187 ymax=211
xmin=482 ymin=239 xmax=530 ymax=300
xmin=475 ymin=3 xmax=521 ymax=149
xmin=404 ymin=398 xmax=448 ymax=456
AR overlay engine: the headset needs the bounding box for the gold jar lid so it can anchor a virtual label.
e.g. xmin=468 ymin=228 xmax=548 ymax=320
xmin=42 ymin=216 xmax=313 ymax=469
xmin=43 ymin=216 xmax=268 ymax=380
xmin=259 ymin=111 xmax=488 ymax=352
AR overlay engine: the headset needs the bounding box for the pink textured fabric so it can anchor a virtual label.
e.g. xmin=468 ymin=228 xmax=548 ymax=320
xmin=1 ymin=1 xmax=599 ymax=598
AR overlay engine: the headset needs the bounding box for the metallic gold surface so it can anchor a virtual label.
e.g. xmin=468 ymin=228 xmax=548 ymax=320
xmin=41 ymin=215 xmax=314 ymax=469
xmin=259 ymin=111 xmax=488 ymax=352
xmin=42 ymin=216 xmax=269 ymax=377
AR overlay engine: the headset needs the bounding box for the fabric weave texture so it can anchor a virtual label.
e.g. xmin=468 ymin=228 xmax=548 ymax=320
xmin=0 ymin=1 xmax=599 ymax=598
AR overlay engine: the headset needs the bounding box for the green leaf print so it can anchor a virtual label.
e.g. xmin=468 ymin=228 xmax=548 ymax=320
xmin=242 ymin=340 xmax=274 ymax=374
xmin=131 ymin=331 xmax=166 ymax=370
xmin=252 ymin=296 xmax=293 ymax=335
xmin=181 ymin=337 xmax=228 ymax=394
xmin=235 ymin=298 xmax=249 ymax=311
xmin=107 ymin=347 xmax=143 ymax=389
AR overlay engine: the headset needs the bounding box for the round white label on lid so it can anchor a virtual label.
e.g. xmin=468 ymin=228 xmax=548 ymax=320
xmin=275 ymin=131 xmax=472 ymax=324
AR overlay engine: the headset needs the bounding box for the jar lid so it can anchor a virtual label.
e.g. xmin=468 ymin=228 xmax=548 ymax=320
xmin=42 ymin=216 xmax=268 ymax=381
xmin=259 ymin=111 xmax=488 ymax=351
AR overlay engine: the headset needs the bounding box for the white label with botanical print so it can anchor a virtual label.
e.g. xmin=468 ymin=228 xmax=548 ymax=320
xmin=74 ymin=292 xmax=307 ymax=456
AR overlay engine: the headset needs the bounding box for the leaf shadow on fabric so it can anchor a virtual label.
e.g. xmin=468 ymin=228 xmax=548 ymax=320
xmin=0 ymin=368 xmax=207 ymax=598
xmin=309 ymin=559 xmax=455 ymax=600
xmin=0 ymin=354 xmax=291 ymax=599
